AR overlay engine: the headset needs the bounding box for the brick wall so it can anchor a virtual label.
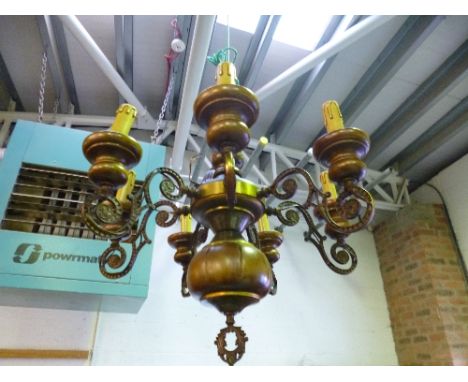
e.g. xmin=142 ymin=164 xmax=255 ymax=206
xmin=374 ymin=203 xmax=468 ymax=365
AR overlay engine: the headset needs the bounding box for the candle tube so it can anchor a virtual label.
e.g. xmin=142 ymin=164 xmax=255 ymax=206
xmin=110 ymin=104 xmax=137 ymax=136
xmin=180 ymin=214 xmax=192 ymax=232
xmin=116 ymin=170 xmax=136 ymax=204
xmin=216 ymin=61 xmax=237 ymax=85
xmin=322 ymin=100 xmax=344 ymax=133
xmin=320 ymin=171 xmax=338 ymax=201
xmin=258 ymin=213 xmax=271 ymax=232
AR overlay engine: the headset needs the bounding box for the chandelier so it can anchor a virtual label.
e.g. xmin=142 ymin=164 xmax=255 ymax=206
xmin=81 ymin=61 xmax=374 ymax=365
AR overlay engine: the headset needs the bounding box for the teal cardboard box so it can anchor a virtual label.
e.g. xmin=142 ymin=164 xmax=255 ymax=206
xmin=0 ymin=121 xmax=165 ymax=307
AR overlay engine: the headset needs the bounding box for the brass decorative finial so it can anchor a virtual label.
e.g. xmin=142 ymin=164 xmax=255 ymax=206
xmin=215 ymin=314 xmax=248 ymax=366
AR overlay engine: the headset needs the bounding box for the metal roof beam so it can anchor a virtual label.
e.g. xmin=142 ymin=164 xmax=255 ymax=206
xmin=341 ymin=16 xmax=444 ymax=126
xmin=114 ymin=16 xmax=134 ymax=106
xmin=270 ymin=16 xmax=361 ymax=144
xmin=255 ymin=15 xmax=395 ymax=101
xmin=237 ymin=16 xmax=269 ymax=84
xmin=259 ymin=16 xmax=346 ymax=169
xmin=58 ymin=15 xmax=158 ymax=130
xmin=392 ymin=96 xmax=468 ymax=176
xmin=367 ymin=38 xmax=468 ymax=166
xmin=264 ymin=16 xmax=343 ymax=141
xmin=238 ymin=15 xmax=281 ymax=88
xmin=50 ymin=16 xmax=81 ymax=114
xmin=0 ymin=52 xmax=24 ymax=111
xmin=309 ymin=16 xmax=444 ymax=145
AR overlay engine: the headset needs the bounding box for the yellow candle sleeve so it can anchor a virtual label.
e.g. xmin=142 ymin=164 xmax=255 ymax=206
xmin=258 ymin=213 xmax=271 ymax=232
xmin=116 ymin=170 xmax=136 ymax=204
xmin=180 ymin=214 xmax=192 ymax=232
xmin=322 ymin=100 xmax=344 ymax=133
xmin=110 ymin=104 xmax=137 ymax=136
xmin=320 ymin=171 xmax=338 ymax=200
xmin=216 ymin=61 xmax=237 ymax=85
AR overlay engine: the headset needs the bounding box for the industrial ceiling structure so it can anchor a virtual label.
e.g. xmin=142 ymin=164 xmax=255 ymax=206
xmin=0 ymin=15 xmax=467 ymax=194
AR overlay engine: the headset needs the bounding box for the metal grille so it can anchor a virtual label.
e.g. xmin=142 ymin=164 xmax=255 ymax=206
xmin=1 ymin=163 xmax=139 ymax=240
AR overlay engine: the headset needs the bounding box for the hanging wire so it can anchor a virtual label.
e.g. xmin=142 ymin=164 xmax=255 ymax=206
xmin=227 ymin=15 xmax=231 ymax=62
xmin=37 ymin=51 xmax=48 ymax=123
xmin=207 ymin=16 xmax=237 ymax=65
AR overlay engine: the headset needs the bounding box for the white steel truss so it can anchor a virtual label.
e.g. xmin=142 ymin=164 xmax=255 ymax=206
xmin=0 ymin=112 xmax=410 ymax=214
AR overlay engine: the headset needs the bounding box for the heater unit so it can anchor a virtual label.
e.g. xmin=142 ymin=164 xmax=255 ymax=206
xmin=0 ymin=121 xmax=165 ymax=312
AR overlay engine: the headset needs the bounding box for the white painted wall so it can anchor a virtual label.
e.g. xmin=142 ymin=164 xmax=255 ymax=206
xmin=91 ymin=222 xmax=397 ymax=365
xmin=411 ymin=154 xmax=468 ymax=268
xmin=0 ymin=296 xmax=97 ymax=365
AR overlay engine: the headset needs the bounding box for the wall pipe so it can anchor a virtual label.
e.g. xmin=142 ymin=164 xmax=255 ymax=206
xmin=423 ymin=183 xmax=468 ymax=287
xmin=256 ymin=15 xmax=395 ymax=101
xmin=57 ymin=15 xmax=156 ymax=130
xmin=171 ymin=16 xmax=216 ymax=171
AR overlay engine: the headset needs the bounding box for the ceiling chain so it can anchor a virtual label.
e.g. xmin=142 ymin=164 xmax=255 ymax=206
xmin=151 ymin=72 xmax=175 ymax=145
xmin=37 ymin=50 xmax=48 ymax=123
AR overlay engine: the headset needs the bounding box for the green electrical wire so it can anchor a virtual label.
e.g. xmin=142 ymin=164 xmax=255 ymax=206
xmin=207 ymin=47 xmax=238 ymax=66
xmin=207 ymin=47 xmax=240 ymax=84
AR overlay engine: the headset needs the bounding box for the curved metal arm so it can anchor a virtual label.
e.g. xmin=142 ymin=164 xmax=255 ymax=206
xmin=319 ymin=182 xmax=374 ymax=235
xmin=270 ymin=201 xmax=357 ymax=274
xmin=99 ymin=240 xmax=138 ymax=279
xmin=139 ymin=167 xmax=196 ymax=206
xmin=98 ymin=199 xmax=182 ymax=278
xmin=82 ymin=195 xmax=138 ymax=240
xmin=83 ymin=166 xmax=192 ymax=279
xmin=259 ymin=167 xmax=319 ymax=208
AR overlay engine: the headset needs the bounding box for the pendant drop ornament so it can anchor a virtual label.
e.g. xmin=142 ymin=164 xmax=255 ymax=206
xmin=215 ymin=314 xmax=248 ymax=366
